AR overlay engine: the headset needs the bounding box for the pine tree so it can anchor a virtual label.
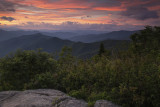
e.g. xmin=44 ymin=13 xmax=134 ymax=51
xmin=98 ymin=43 xmax=105 ymax=56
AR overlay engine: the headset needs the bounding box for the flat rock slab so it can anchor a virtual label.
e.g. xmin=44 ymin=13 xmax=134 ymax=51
xmin=0 ymin=89 xmax=88 ymax=107
xmin=94 ymin=100 xmax=120 ymax=107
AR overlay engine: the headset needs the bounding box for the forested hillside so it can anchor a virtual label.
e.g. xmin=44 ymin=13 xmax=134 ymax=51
xmin=0 ymin=33 xmax=129 ymax=58
xmin=0 ymin=26 xmax=159 ymax=107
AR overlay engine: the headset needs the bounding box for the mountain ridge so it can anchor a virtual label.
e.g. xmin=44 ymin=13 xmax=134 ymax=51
xmin=69 ymin=30 xmax=137 ymax=43
xmin=0 ymin=33 xmax=130 ymax=58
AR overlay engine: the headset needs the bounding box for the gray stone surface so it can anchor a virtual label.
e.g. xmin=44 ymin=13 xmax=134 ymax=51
xmin=0 ymin=89 xmax=120 ymax=107
xmin=94 ymin=100 xmax=120 ymax=107
xmin=0 ymin=89 xmax=88 ymax=107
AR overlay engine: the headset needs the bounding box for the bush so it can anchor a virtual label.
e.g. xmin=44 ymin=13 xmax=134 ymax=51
xmin=0 ymin=49 xmax=57 ymax=90
xmin=25 ymin=72 xmax=57 ymax=89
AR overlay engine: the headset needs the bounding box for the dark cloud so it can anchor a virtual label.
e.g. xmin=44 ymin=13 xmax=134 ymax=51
xmin=48 ymin=0 xmax=121 ymax=7
xmin=0 ymin=16 xmax=16 ymax=22
xmin=0 ymin=0 xmax=16 ymax=12
xmin=81 ymin=15 xmax=91 ymax=19
xmin=121 ymin=6 xmax=159 ymax=20
xmin=88 ymin=0 xmax=121 ymax=7
xmin=62 ymin=21 xmax=79 ymax=25
xmin=142 ymin=0 xmax=160 ymax=7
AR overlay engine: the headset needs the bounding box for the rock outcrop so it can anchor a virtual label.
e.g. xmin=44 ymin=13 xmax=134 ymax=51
xmin=0 ymin=89 xmax=120 ymax=107
xmin=94 ymin=100 xmax=120 ymax=107
xmin=0 ymin=89 xmax=87 ymax=107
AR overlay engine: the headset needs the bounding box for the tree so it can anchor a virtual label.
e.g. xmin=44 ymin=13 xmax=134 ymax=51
xmin=0 ymin=49 xmax=57 ymax=90
xmin=98 ymin=43 xmax=105 ymax=56
xmin=130 ymin=26 xmax=160 ymax=54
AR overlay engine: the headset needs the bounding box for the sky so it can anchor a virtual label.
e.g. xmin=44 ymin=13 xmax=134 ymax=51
xmin=0 ymin=0 xmax=160 ymax=31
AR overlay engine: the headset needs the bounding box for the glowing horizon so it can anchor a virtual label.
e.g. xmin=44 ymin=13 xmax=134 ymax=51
xmin=0 ymin=0 xmax=160 ymax=31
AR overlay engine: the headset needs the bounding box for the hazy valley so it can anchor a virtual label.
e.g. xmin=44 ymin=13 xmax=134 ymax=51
xmin=0 ymin=29 xmax=132 ymax=58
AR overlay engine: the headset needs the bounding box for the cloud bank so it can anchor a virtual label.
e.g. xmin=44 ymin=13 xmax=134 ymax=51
xmin=0 ymin=0 xmax=159 ymax=31
xmin=0 ymin=16 xmax=16 ymax=21
xmin=0 ymin=21 xmax=144 ymax=31
xmin=0 ymin=0 xmax=16 ymax=12
xmin=121 ymin=6 xmax=159 ymax=20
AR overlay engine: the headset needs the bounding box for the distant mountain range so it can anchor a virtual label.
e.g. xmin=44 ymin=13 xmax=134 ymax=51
xmin=41 ymin=32 xmax=78 ymax=39
xmin=0 ymin=29 xmax=110 ymax=42
xmin=0 ymin=29 xmax=39 ymax=41
xmin=0 ymin=33 xmax=130 ymax=58
xmin=0 ymin=29 xmax=137 ymax=42
xmin=69 ymin=30 xmax=137 ymax=43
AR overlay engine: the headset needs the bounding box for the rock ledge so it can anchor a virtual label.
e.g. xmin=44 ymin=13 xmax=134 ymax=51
xmin=0 ymin=89 xmax=119 ymax=107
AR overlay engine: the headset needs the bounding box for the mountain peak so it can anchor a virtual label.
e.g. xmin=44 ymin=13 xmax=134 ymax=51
xmin=31 ymin=33 xmax=43 ymax=36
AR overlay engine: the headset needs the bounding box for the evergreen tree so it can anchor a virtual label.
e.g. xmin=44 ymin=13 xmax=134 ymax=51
xmin=98 ymin=43 xmax=105 ymax=56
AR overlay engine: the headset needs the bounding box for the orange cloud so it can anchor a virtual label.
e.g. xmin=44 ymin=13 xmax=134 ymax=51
xmin=1 ymin=0 xmax=159 ymax=30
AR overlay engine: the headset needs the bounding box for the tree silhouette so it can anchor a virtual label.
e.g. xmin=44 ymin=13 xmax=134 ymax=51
xmin=98 ymin=43 xmax=105 ymax=56
xmin=130 ymin=26 xmax=160 ymax=54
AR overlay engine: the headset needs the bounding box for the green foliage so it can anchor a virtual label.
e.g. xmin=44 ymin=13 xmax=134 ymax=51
xmin=0 ymin=26 xmax=160 ymax=107
xmin=88 ymin=92 xmax=109 ymax=106
xmin=24 ymin=72 xmax=57 ymax=89
xmin=130 ymin=26 xmax=160 ymax=54
xmin=69 ymin=86 xmax=88 ymax=100
xmin=0 ymin=49 xmax=57 ymax=90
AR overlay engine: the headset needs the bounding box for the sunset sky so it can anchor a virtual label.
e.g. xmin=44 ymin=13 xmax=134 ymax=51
xmin=0 ymin=0 xmax=160 ymax=31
